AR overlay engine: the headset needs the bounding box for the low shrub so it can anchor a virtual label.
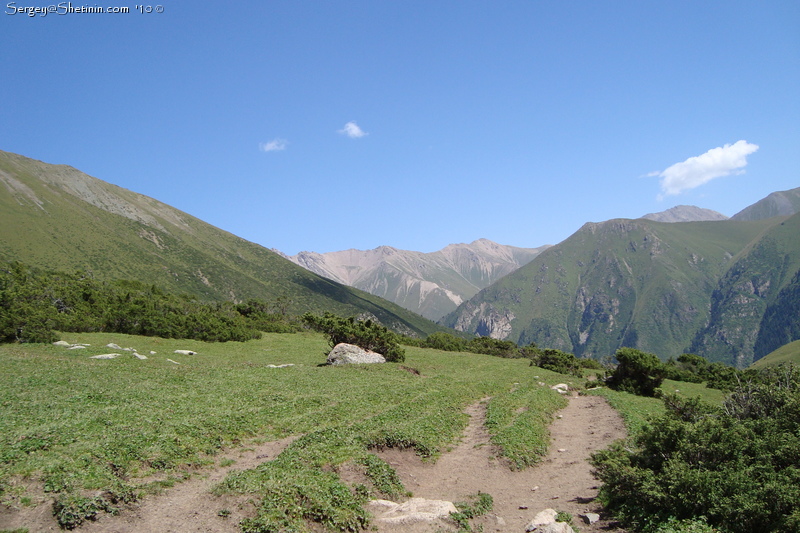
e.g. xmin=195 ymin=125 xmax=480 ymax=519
xmin=302 ymin=312 xmax=405 ymax=362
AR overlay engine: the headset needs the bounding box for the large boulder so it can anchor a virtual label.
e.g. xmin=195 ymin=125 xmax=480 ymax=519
xmin=327 ymin=343 xmax=386 ymax=365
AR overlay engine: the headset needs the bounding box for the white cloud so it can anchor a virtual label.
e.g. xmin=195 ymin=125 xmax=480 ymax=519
xmin=338 ymin=121 xmax=368 ymax=139
xmin=259 ymin=138 xmax=288 ymax=152
xmin=651 ymin=140 xmax=759 ymax=198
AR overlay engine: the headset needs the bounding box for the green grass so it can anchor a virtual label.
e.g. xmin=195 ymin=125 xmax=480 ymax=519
xmin=0 ymin=333 xmax=572 ymax=531
xmin=750 ymin=339 xmax=800 ymax=369
xmin=590 ymin=379 xmax=727 ymax=437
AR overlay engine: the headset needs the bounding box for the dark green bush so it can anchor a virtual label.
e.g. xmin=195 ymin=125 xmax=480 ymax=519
xmin=422 ymin=331 xmax=466 ymax=352
xmin=302 ymin=312 xmax=405 ymax=362
xmin=591 ymin=364 xmax=800 ymax=533
xmin=605 ymin=348 xmax=667 ymax=397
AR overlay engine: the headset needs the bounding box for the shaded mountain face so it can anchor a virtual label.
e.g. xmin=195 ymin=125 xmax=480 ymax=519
xmin=285 ymin=239 xmax=549 ymax=320
xmin=442 ymin=203 xmax=800 ymax=368
xmin=640 ymin=205 xmax=729 ymax=223
xmin=0 ymin=150 xmax=447 ymax=337
xmin=731 ymin=187 xmax=800 ymax=221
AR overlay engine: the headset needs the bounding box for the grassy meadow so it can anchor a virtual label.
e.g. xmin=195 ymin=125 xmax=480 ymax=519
xmin=0 ymin=331 xmax=573 ymax=530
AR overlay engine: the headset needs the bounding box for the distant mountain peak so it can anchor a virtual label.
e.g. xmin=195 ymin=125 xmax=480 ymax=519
xmin=731 ymin=187 xmax=800 ymax=221
xmin=640 ymin=205 xmax=729 ymax=223
xmin=286 ymin=239 xmax=549 ymax=320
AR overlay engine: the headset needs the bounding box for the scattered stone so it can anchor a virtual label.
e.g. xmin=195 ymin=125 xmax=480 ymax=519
xmin=166 ymin=359 xmax=181 ymax=365
xmin=90 ymin=353 xmax=119 ymax=359
xmin=551 ymin=383 xmax=569 ymax=394
xmin=581 ymin=513 xmax=600 ymax=525
xmin=558 ymin=448 xmax=567 ymax=452
xmin=68 ymin=345 xmax=87 ymax=350
xmin=174 ymin=350 xmax=197 ymax=355
xmin=122 ymin=347 xmax=134 ymax=351
xmin=556 ymin=414 xmax=563 ymax=419
xmin=106 ymin=343 xmax=123 ymax=350
xmin=531 ymin=486 xmax=539 ymax=491
xmin=53 ymin=340 xmax=72 ymax=347
xmin=266 ymin=364 xmax=295 ymax=368
xmin=149 ymin=351 xmax=157 ymax=355
xmin=368 ymin=498 xmax=458 ymax=526
xmin=326 ymin=343 xmax=385 ymax=365
xmin=133 ymin=353 xmax=148 ymax=360
xmin=519 ymin=505 xmax=529 ymax=509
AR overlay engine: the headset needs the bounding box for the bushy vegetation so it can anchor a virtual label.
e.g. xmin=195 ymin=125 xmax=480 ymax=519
xmin=591 ymin=364 xmax=800 ymax=533
xmin=0 ymin=260 xmax=302 ymax=344
xmin=605 ymin=348 xmax=668 ymax=396
xmin=302 ymin=311 xmax=406 ymax=362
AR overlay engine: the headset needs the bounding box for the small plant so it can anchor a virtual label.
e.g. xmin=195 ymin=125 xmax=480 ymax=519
xmin=451 ymin=492 xmax=493 ymax=532
xmin=358 ymin=453 xmax=410 ymax=500
xmin=52 ymin=493 xmax=117 ymax=530
xmin=555 ymin=510 xmax=574 ymax=524
xmin=219 ymin=458 xmax=236 ymax=467
xmin=217 ymin=508 xmax=231 ymax=518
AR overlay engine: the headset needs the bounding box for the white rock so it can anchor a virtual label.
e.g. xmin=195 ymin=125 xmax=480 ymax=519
xmin=166 ymin=359 xmax=181 ymax=365
xmin=68 ymin=345 xmax=87 ymax=350
xmin=551 ymin=383 xmax=569 ymax=393
xmin=53 ymin=340 xmax=71 ymax=347
xmin=525 ymin=508 xmax=557 ymax=531
xmin=327 ymin=343 xmax=385 ymax=365
xmin=581 ymin=513 xmax=600 ymax=524
xmin=174 ymin=350 xmax=197 ymax=355
xmin=149 ymin=351 xmax=157 ymax=355
xmin=90 ymin=354 xmax=119 ymax=359
xmin=133 ymin=353 xmax=148 ymax=360
xmin=106 ymin=343 xmax=123 ymax=350
xmin=370 ymin=497 xmax=458 ymax=525
xmin=266 ymin=364 xmax=295 ymax=368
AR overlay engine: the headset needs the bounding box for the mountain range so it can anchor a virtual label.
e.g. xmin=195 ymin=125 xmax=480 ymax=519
xmin=0 ymin=150 xmax=447 ymax=338
xmin=2 ymin=149 xmax=798 ymax=367
xmin=440 ymin=188 xmax=800 ymax=368
xmin=282 ymin=240 xmax=548 ymax=320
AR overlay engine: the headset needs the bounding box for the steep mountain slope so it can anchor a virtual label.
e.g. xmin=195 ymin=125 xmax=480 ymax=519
xmin=287 ymin=239 xmax=548 ymax=320
xmin=441 ymin=213 xmax=796 ymax=365
xmin=640 ymin=205 xmax=729 ymax=223
xmin=691 ymin=213 xmax=800 ymax=366
xmin=0 ymin=150 xmax=445 ymax=337
xmin=731 ymin=186 xmax=800 ymax=221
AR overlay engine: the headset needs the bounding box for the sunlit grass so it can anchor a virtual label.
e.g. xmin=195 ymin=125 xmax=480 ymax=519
xmin=0 ymin=333 xmax=572 ymax=530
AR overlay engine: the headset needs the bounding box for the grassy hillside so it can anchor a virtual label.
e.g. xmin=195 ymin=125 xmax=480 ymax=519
xmin=0 ymin=332 xmax=572 ymax=530
xmin=691 ymin=212 xmax=800 ymax=366
xmin=750 ymin=339 xmax=800 ymax=369
xmin=0 ymin=150 xmax=445 ymax=337
xmin=442 ymin=217 xmax=778 ymax=361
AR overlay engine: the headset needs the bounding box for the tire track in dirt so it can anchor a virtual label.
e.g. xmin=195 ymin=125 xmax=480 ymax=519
xmin=376 ymin=394 xmax=627 ymax=532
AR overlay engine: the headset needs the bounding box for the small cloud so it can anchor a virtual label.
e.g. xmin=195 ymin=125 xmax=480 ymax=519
xmin=338 ymin=121 xmax=368 ymax=139
xmin=259 ymin=138 xmax=288 ymax=152
xmin=651 ymin=140 xmax=759 ymax=198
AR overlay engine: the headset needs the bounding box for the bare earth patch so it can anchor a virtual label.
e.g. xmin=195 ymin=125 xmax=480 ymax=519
xmin=375 ymin=394 xmax=628 ymax=532
xmin=2 ymin=395 xmax=625 ymax=532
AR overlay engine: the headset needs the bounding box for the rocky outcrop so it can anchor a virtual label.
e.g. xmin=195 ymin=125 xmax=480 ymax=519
xmin=326 ymin=343 xmax=386 ymax=365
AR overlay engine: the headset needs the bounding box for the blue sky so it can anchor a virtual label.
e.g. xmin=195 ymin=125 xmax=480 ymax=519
xmin=2 ymin=1 xmax=798 ymax=255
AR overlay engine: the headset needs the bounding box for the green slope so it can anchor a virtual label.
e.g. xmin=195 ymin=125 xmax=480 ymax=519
xmin=749 ymin=339 xmax=800 ymax=369
xmin=0 ymin=150 xmax=444 ymax=337
xmin=690 ymin=213 xmax=800 ymax=367
xmin=441 ymin=216 xmax=785 ymax=362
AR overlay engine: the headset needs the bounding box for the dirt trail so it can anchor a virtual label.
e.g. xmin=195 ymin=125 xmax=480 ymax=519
xmin=1 ymin=394 xmax=626 ymax=532
xmin=376 ymin=394 xmax=627 ymax=532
